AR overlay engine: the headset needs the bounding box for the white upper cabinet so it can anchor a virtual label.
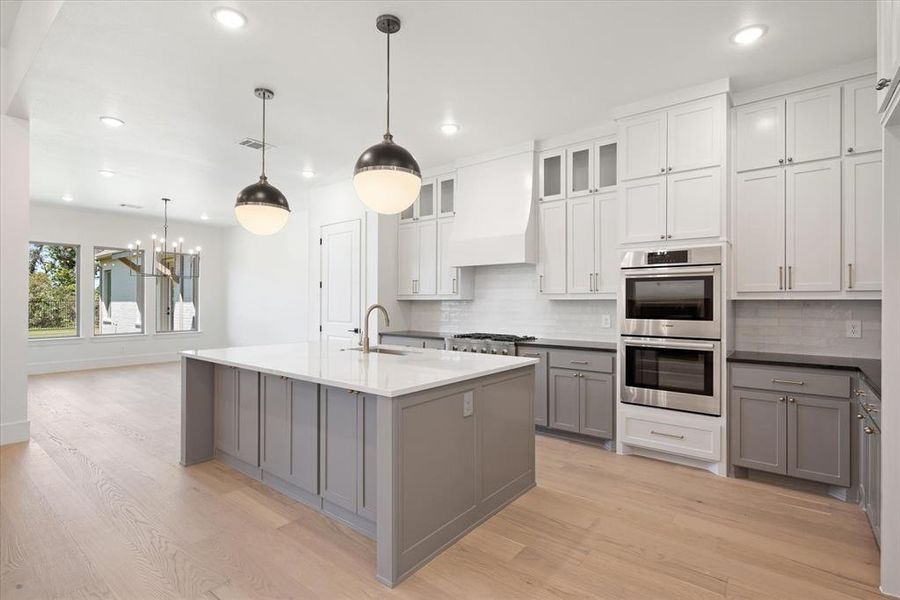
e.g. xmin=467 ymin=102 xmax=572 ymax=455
xmin=417 ymin=179 xmax=436 ymax=220
xmin=415 ymin=220 xmax=438 ymax=295
xmin=843 ymin=78 xmax=881 ymax=156
xmin=735 ymin=99 xmax=786 ymax=172
xmin=876 ymin=0 xmax=900 ymax=112
xmin=784 ymin=159 xmax=842 ymax=292
xmin=666 ymin=167 xmax=721 ymax=241
xmin=666 ymin=97 xmax=722 ymax=173
xmin=619 ymin=111 xmax=667 ymax=181
xmin=594 ymin=192 xmax=618 ymax=293
xmin=734 ymin=168 xmax=786 ymax=293
xmin=566 ymin=196 xmax=596 ymax=293
xmin=539 ymin=149 xmax=566 ymax=202
xmin=620 ymin=176 xmax=666 ymax=244
xmin=437 ymin=218 xmax=457 ymax=295
xmin=566 ymin=143 xmax=594 ymax=198
xmin=843 ymin=154 xmax=883 ymax=291
xmin=397 ymin=223 xmax=417 ymax=295
xmin=785 ymin=86 xmax=841 ymax=165
xmin=538 ymin=201 xmax=567 ymax=294
xmin=437 ymin=174 xmax=456 ymax=217
xmin=594 ymin=142 xmax=617 ymax=191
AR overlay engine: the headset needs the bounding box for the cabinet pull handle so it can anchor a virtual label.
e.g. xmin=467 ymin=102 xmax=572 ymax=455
xmin=772 ymin=378 xmax=804 ymax=385
xmin=570 ymin=360 xmax=589 ymax=365
xmin=667 ymin=166 xmax=672 ymax=172
xmin=787 ymin=157 xmax=793 ymax=163
xmin=778 ymin=158 xmax=784 ymax=164
xmin=539 ymin=274 xmax=544 ymax=293
xmin=787 ymin=265 xmax=792 ymax=290
xmin=848 ymin=263 xmax=853 ymax=289
xmin=857 ymin=413 xmax=865 ymax=419
xmin=452 ymin=277 xmax=458 ymax=294
xmin=588 ymin=272 xmax=594 ymax=292
xmin=864 ymin=426 xmax=874 ymax=435
xmin=787 ymin=397 xmax=796 ymax=403
xmin=522 ymin=353 xmax=541 ymax=358
xmin=650 ymin=430 xmax=684 ymax=440
xmin=779 ymin=397 xmax=786 ymax=402
xmin=659 ymin=234 xmax=666 ymax=240
xmin=660 ymin=167 xmax=666 ymax=173
xmin=778 ymin=266 xmax=783 ymax=290
xmin=847 ymin=147 xmax=854 ymax=153
xmin=875 ymin=77 xmax=891 ymax=90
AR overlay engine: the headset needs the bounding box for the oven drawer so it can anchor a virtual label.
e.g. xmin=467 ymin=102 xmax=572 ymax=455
xmin=549 ymin=349 xmax=614 ymax=373
xmin=620 ymin=411 xmax=721 ymax=461
xmin=731 ymin=365 xmax=851 ymax=399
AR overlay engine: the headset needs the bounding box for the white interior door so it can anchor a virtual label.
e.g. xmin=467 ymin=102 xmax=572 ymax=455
xmin=320 ymin=219 xmax=361 ymax=347
xmin=843 ymin=154 xmax=883 ymax=291
xmin=734 ymin=167 xmax=785 ymax=293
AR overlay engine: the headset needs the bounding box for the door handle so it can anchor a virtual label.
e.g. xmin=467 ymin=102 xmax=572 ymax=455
xmin=875 ymin=77 xmax=891 ymax=90
xmin=347 ymin=328 xmax=360 ymax=333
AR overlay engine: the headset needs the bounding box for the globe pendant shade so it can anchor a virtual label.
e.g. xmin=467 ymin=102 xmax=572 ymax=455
xmin=234 ymin=178 xmax=290 ymax=235
xmin=353 ymin=139 xmax=421 ymax=214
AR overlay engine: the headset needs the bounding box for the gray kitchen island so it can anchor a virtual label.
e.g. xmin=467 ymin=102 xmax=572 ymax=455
xmin=180 ymin=342 xmax=537 ymax=587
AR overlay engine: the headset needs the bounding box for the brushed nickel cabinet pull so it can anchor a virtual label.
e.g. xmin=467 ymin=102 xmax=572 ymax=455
xmin=848 ymin=263 xmax=853 ymax=289
xmin=772 ymin=378 xmax=804 ymax=385
xmin=539 ymin=274 xmax=544 ymax=293
xmin=864 ymin=426 xmax=874 ymax=435
xmin=778 ymin=266 xmax=783 ymax=290
xmin=589 ymin=272 xmax=594 ymax=292
xmin=787 ymin=265 xmax=793 ymax=290
xmin=779 ymin=397 xmax=786 ymax=402
xmin=787 ymin=397 xmax=796 ymax=403
xmin=452 ymin=277 xmax=458 ymax=294
xmin=570 ymin=360 xmax=589 ymax=365
xmin=522 ymin=353 xmax=541 ymax=358
xmin=651 ymin=430 xmax=685 ymax=440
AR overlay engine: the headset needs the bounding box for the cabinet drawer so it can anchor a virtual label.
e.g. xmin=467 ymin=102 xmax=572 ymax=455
xmin=549 ymin=349 xmax=613 ymax=373
xmin=731 ymin=365 xmax=850 ymax=398
xmin=380 ymin=335 xmax=427 ymax=349
xmin=621 ymin=412 xmax=721 ymax=461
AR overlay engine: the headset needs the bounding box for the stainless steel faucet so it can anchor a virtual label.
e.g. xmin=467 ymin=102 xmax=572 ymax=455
xmin=361 ymin=304 xmax=390 ymax=353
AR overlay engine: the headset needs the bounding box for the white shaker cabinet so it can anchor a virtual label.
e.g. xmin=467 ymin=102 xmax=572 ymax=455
xmin=539 ymin=149 xmax=566 ymax=202
xmin=397 ymin=223 xmax=417 ymax=296
xmin=416 ymin=220 xmax=438 ymax=295
xmin=876 ymin=0 xmax=900 ymax=112
xmin=436 ymin=218 xmax=458 ymax=295
xmin=566 ymin=142 xmax=594 ymax=198
xmin=666 ymin=97 xmax=722 ymax=173
xmin=566 ymin=196 xmax=595 ymax=293
xmin=538 ymin=200 xmax=567 ymax=294
xmin=734 ymin=168 xmax=786 ymax=293
xmin=620 ymin=176 xmax=666 ymax=243
xmin=666 ymin=166 xmax=721 ymax=241
xmin=594 ymin=192 xmax=619 ymax=293
xmin=437 ymin=174 xmax=456 ymax=217
xmin=735 ymin=99 xmax=785 ymax=172
xmin=843 ymin=154 xmax=883 ymax=291
xmin=785 ymin=86 xmax=841 ymax=166
xmin=400 ymin=178 xmax=437 ymax=222
xmin=619 ymin=112 xmax=667 ymax=181
xmin=843 ymin=77 xmax=882 ymax=156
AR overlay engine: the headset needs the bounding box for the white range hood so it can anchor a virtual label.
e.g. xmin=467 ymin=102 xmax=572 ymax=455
xmin=447 ymin=145 xmax=537 ymax=266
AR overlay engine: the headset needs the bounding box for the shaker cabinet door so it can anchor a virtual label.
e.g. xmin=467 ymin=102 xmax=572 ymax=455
xmin=619 ymin=175 xmax=666 ymax=244
xmin=580 ymin=372 xmax=614 ymax=439
xmin=566 ymin=196 xmax=596 ymax=293
xmin=397 ymin=223 xmax=417 ymax=295
xmin=538 ymin=201 xmax=567 ymax=294
xmin=843 ymin=154 xmax=883 ymax=291
xmin=665 ymin=166 xmax=721 ymax=241
xmin=787 ymin=394 xmax=850 ymax=487
xmin=235 ymin=368 xmax=260 ymax=467
xmin=594 ymin=192 xmax=619 ymax=294
xmin=289 ymin=379 xmax=319 ymax=495
xmin=549 ymin=368 xmax=580 ymax=433
xmin=436 ymin=218 xmax=458 ymax=295
xmin=261 ymin=374 xmax=291 ymax=480
xmin=214 ymin=364 xmax=237 ymax=455
xmin=730 ymin=389 xmax=787 ymax=475
xmin=785 ymin=86 xmax=841 ymax=165
xmin=734 ymin=168 xmax=785 ymax=293
xmin=666 ymin=97 xmax=722 ymax=173
xmin=843 ymin=77 xmax=882 ymax=155
xmin=735 ymin=99 xmax=785 ymax=172
xmin=416 ymin=220 xmax=438 ymax=295
xmin=518 ymin=348 xmax=548 ymax=426
xmin=619 ymin=111 xmax=667 ymax=181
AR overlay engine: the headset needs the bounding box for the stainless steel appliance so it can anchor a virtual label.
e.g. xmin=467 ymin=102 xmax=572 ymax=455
xmin=620 ymin=336 xmax=721 ymax=416
xmin=620 ymin=246 xmax=721 ymax=340
xmin=446 ymin=333 xmax=536 ymax=355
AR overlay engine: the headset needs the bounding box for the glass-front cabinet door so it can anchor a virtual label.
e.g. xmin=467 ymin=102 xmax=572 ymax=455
xmin=399 ymin=202 xmax=416 ymax=222
xmin=417 ymin=178 xmax=436 ymax=220
xmin=594 ymin=142 xmax=617 ymax=191
xmin=567 ymin=143 xmax=593 ymax=197
xmin=539 ymin=149 xmax=566 ymax=202
xmin=438 ymin=174 xmax=455 ymax=217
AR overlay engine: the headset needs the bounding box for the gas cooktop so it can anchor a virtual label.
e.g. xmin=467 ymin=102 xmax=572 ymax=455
xmin=450 ymin=333 xmax=536 ymax=342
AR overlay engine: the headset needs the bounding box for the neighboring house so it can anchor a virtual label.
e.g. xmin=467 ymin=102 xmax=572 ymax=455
xmin=95 ymin=249 xmax=143 ymax=335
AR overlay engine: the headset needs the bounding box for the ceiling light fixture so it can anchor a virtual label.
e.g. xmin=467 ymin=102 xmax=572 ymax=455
xmin=212 ymin=7 xmax=246 ymax=29
xmin=731 ymin=24 xmax=767 ymax=45
xmin=130 ymin=198 xmax=202 ymax=282
xmin=98 ymin=169 xmax=115 ymax=178
xmin=200 ymin=213 xmax=209 ymax=221
xmin=61 ymin=194 xmax=74 ymax=202
xmin=99 ymin=116 xmax=125 ymax=128
xmin=301 ymin=169 xmax=316 ymax=179
xmin=352 ymin=14 xmax=421 ymax=215
xmin=234 ymin=88 xmax=290 ymax=235
xmin=440 ymin=123 xmax=460 ymax=136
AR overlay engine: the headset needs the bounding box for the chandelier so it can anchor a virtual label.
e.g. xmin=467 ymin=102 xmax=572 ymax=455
xmin=128 ymin=198 xmax=201 ymax=279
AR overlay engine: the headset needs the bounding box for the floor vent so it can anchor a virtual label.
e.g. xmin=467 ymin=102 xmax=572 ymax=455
xmin=238 ymin=137 xmax=275 ymax=151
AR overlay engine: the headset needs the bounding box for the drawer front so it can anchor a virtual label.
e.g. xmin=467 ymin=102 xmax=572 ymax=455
xmin=621 ymin=412 xmax=721 ymax=462
xmin=549 ymin=349 xmax=613 ymax=373
xmin=731 ymin=365 xmax=851 ymax=398
xmin=380 ymin=335 xmax=428 ymax=349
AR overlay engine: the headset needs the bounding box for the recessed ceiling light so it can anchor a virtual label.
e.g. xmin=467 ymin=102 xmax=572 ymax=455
xmin=212 ymin=7 xmax=247 ymax=29
xmin=732 ymin=25 xmax=767 ymax=45
xmin=301 ymin=169 xmax=316 ymax=179
xmin=98 ymin=169 xmax=115 ymax=178
xmin=61 ymin=194 xmax=74 ymax=202
xmin=200 ymin=213 xmax=209 ymax=221
xmin=440 ymin=122 xmax=460 ymax=136
xmin=99 ymin=116 xmax=125 ymax=128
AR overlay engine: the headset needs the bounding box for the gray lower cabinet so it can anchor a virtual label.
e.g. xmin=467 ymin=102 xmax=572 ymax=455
xmin=214 ymin=364 xmax=259 ymax=466
xmin=731 ymin=389 xmax=787 ymax=475
xmin=260 ymin=374 xmax=319 ymax=495
xmin=549 ymin=367 xmax=614 ymax=439
xmin=549 ymin=368 xmax=580 ymax=433
xmin=517 ymin=347 xmax=548 ymax=426
xmin=857 ymin=390 xmax=881 ymax=545
xmin=787 ymin=393 xmax=850 ymax=486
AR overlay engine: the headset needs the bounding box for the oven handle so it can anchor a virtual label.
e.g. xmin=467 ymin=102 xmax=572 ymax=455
xmin=623 ymin=338 xmax=717 ymax=350
xmin=622 ymin=266 xmax=718 ymax=278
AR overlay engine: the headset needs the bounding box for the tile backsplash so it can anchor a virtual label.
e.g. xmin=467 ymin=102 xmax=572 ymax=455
xmin=733 ymin=300 xmax=881 ymax=358
xmin=407 ymin=264 xmax=617 ymax=340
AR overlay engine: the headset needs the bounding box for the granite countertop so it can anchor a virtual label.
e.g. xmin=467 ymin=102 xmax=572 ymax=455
xmin=517 ymin=338 xmax=618 ymax=352
xmin=182 ymin=343 xmax=537 ymax=398
xmin=379 ymin=330 xmax=446 ymax=340
xmin=727 ymin=351 xmax=881 ymax=398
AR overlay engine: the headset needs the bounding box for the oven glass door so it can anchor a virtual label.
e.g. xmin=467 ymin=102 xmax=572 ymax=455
xmin=625 ymin=274 xmax=714 ymax=321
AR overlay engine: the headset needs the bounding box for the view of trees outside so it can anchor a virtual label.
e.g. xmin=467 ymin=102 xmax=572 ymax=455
xmin=29 ymin=242 xmax=79 ymax=338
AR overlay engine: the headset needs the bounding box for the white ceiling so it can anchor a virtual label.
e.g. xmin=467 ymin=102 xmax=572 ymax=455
xmin=18 ymin=0 xmax=876 ymax=224
xmin=0 ymin=0 xmax=22 ymax=46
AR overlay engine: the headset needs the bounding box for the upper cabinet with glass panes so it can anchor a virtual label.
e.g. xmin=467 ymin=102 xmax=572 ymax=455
xmin=438 ymin=174 xmax=455 ymax=217
xmin=539 ymin=139 xmax=616 ymax=202
xmin=399 ymin=173 xmax=457 ymax=221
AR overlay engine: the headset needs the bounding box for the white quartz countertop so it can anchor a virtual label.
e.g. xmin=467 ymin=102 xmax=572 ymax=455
xmin=181 ymin=342 xmax=538 ymax=397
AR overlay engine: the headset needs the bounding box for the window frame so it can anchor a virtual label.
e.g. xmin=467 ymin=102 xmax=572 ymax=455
xmin=92 ymin=246 xmax=146 ymax=338
xmin=27 ymin=241 xmax=81 ymax=341
xmin=154 ymin=251 xmax=200 ymax=334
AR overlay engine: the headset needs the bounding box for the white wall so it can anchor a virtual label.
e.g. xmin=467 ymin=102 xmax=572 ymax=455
xmin=27 ymin=204 xmax=228 ymax=373
xmin=1 ymin=114 xmax=30 ymax=444
xmin=408 ymin=264 xmax=617 ymax=340
xmin=224 ymin=198 xmax=311 ymax=346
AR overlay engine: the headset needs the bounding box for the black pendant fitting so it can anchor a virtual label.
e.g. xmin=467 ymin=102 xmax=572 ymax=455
xmin=376 ymin=14 xmax=401 ymax=34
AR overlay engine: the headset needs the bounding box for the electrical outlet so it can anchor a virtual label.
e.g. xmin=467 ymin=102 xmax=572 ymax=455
xmin=601 ymin=314 xmax=611 ymax=328
xmin=462 ymin=392 xmax=474 ymax=417
xmin=846 ymin=320 xmax=862 ymax=338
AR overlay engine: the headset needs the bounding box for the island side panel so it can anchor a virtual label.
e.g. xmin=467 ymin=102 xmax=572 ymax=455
xmin=181 ymin=356 xmax=216 ymax=465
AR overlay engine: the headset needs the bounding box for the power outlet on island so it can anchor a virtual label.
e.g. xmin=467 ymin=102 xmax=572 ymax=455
xmin=846 ymin=320 xmax=862 ymax=338
xmin=462 ymin=392 xmax=474 ymax=417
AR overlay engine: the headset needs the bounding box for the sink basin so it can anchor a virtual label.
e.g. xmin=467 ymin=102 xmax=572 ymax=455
xmin=343 ymin=346 xmax=408 ymax=356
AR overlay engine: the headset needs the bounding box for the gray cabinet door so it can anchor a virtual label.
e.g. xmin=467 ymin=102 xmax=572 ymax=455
xmin=289 ymin=380 xmax=319 ymax=495
xmin=864 ymin=420 xmax=880 ymax=544
xmin=320 ymin=386 xmax=359 ymax=512
xmin=787 ymin=394 xmax=850 ymax=486
xmin=235 ymin=368 xmax=259 ymax=466
xmin=857 ymin=400 xmax=869 ymax=506
xmin=260 ymin=374 xmax=291 ymax=479
xmin=549 ymin=368 xmax=580 ymax=433
xmin=580 ymin=372 xmax=614 ymax=439
xmin=518 ymin=348 xmax=548 ymax=426
xmin=730 ymin=389 xmax=786 ymax=475
xmin=214 ymin=365 xmax=237 ymax=455
xmin=358 ymin=393 xmax=377 ymax=521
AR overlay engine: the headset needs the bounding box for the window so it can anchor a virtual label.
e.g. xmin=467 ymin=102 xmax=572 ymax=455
xmin=28 ymin=242 xmax=79 ymax=339
xmin=156 ymin=252 xmax=199 ymax=332
xmin=93 ymin=247 xmax=144 ymax=336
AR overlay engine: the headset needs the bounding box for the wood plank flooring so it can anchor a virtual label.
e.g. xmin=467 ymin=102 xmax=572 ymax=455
xmin=1 ymin=362 xmax=883 ymax=599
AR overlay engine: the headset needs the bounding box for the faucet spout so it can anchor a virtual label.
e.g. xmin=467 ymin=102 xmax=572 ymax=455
xmin=361 ymin=304 xmax=390 ymax=353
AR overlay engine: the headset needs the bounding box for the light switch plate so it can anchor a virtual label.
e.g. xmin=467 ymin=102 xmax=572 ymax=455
xmin=846 ymin=320 xmax=862 ymax=338
xmin=601 ymin=314 xmax=611 ymax=328
xmin=462 ymin=391 xmax=474 ymax=417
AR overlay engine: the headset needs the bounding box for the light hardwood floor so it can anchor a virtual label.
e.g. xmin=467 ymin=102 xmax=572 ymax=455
xmin=0 ymin=362 xmax=883 ymax=599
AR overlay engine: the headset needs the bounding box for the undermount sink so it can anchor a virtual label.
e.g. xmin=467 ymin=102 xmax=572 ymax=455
xmin=343 ymin=346 xmax=408 ymax=356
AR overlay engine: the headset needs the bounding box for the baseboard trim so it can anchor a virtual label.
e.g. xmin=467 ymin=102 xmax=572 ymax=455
xmin=0 ymin=420 xmax=30 ymax=445
xmin=28 ymin=352 xmax=179 ymax=375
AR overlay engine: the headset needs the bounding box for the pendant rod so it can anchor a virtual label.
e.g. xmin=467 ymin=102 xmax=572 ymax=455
xmin=385 ymin=30 xmax=390 ymax=137
xmin=261 ymin=93 xmax=267 ymax=178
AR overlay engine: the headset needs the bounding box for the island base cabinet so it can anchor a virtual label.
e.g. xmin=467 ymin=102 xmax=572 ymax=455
xmin=213 ymin=364 xmax=259 ymax=467
xmin=260 ymin=375 xmax=319 ymax=496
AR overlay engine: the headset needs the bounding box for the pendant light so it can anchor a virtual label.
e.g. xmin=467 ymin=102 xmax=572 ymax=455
xmin=235 ymin=88 xmax=290 ymax=235
xmin=353 ymin=14 xmax=421 ymax=214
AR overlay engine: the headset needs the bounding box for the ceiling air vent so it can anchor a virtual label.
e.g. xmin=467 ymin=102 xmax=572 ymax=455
xmin=238 ymin=137 xmax=275 ymax=151
xmin=119 ymin=203 xmax=143 ymax=209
